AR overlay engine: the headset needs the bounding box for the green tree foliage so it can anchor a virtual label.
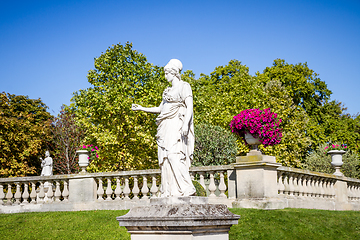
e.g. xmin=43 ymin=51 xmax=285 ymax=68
xmin=51 ymin=107 xmax=85 ymax=174
xmin=302 ymin=142 xmax=360 ymax=179
xmin=257 ymin=80 xmax=312 ymax=167
xmin=256 ymin=59 xmax=332 ymax=116
xmin=256 ymin=59 xmax=360 ymax=153
xmin=193 ymin=123 xmax=237 ymax=166
xmin=188 ymin=60 xmax=312 ymax=167
xmin=70 ymin=43 xmax=167 ymax=172
xmin=70 ymin=43 xmax=359 ymax=171
xmin=0 ymin=92 xmax=52 ymax=177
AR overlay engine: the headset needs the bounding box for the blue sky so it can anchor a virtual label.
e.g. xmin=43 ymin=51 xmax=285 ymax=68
xmin=1 ymin=0 xmax=359 ymax=116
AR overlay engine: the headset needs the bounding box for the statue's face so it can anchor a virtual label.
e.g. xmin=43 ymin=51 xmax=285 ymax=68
xmin=45 ymin=151 xmax=50 ymax=157
xmin=165 ymin=68 xmax=175 ymax=83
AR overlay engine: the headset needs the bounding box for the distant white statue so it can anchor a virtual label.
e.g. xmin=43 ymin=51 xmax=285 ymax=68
xmin=132 ymin=59 xmax=196 ymax=197
xmin=40 ymin=151 xmax=53 ymax=176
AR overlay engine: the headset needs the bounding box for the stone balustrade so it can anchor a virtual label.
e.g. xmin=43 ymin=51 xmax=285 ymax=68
xmin=0 ymin=165 xmax=234 ymax=213
xmin=0 ymin=175 xmax=70 ymax=205
xmin=277 ymin=166 xmax=337 ymax=199
xmin=276 ymin=166 xmax=360 ymax=210
xmin=1 ymin=160 xmax=360 ymax=213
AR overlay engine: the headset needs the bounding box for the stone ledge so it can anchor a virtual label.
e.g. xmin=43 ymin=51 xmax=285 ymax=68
xmin=150 ymin=196 xmax=208 ymax=205
xmin=117 ymin=203 xmax=240 ymax=227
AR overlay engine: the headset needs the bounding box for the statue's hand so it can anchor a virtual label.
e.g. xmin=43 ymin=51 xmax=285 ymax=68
xmin=181 ymin=124 xmax=189 ymax=137
xmin=131 ymin=104 xmax=142 ymax=111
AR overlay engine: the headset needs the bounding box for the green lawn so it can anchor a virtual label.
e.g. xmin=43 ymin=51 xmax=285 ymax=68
xmin=0 ymin=208 xmax=359 ymax=240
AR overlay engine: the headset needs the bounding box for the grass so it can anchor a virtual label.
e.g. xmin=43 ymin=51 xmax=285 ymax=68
xmin=0 ymin=208 xmax=359 ymax=240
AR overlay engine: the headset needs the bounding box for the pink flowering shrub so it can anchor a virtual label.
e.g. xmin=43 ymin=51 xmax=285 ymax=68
xmin=324 ymin=143 xmax=348 ymax=152
xmin=229 ymin=108 xmax=282 ymax=147
xmin=82 ymin=144 xmax=99 ymax=162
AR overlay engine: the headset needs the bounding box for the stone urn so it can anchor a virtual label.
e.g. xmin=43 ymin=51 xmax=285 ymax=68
xmin=245 ymin=132 xmax=262 ymax=155
xmin=327 ymin=150 xmax=346 ymax=177
xmin=77 ymin=150 xmax=90 ymax=173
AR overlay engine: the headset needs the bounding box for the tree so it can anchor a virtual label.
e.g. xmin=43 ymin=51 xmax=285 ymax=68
xmin=187 ymin=60 xmax=312 ymax=167
xmin=0 ymin=92 xmax=52 ymax=177
xmin=51 ymin=107 xmax=85 ymax=174
xmin=70 ymin=42 xmax=168 ymax=172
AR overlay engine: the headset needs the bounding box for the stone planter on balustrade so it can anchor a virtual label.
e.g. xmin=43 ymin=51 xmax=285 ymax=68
xmin=327 ymin=150 xmax=346 ymax=177
xmin=244 ymin=132 xmax=262 ymax=156
xmin=77 ymin=150 xmax=90 ymax=173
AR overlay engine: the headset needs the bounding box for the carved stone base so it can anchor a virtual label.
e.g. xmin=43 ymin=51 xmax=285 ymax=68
xmin=117 ymin=197 xmax=240 ymax=240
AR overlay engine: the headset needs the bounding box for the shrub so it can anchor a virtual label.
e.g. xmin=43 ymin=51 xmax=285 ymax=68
xmin=192 ymin=180 xmax=206 ymax=196
xmin=302 ymin=142 xmax=360 ymax=179
xmin=193 ymin=123 xmax=237 ymax=166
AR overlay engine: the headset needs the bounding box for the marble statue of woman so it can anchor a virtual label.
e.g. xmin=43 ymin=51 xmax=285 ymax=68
xmin=132 ymin=59 xmax=196 ymax=197
xmin=40 ymin=151 xmax=53 ymax=176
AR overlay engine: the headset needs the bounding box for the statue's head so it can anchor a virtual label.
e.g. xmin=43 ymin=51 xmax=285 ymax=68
xmin=45 ymin=151 xmax=50 ymax=157
xmin=164 ymin=59 xmax=182 ymax=80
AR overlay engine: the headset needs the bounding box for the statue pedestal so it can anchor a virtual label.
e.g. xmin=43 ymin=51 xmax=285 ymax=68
xmin=117 ymin=197 xmax=240 ymax=240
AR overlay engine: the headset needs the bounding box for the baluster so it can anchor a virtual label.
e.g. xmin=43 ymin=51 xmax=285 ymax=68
xmin=150 ymin=175 xmax=158 ymax=198
xmin=218 ymin=171 xmax=227 ymax=198
xmin=329 ymin=179 xmax=335 ymax=199
xmin=293 ymin=174 xmax=299 ymax=196
xmin=46 ymin=182 xmax=54 ymax=202
xmin=208 ymin=171 xmax=216 ymax=198
xmin=348 ymin=185 xmax=353 ymax=201
xmin=62 ymin=180 xmax=69 ymax=202
xmin=54 ymin=181 xmax=61 ymax=202
xmin=97 ymin=178 xmax=104 ymax=201
xmin=0 ymin=184 xmax=5 ymax=205
xmin=132 ymin=176 xmax=139 ymax=200
xmin=22 ymin=182 xmax=30 ymax=204
xmin=105 ymin=178 xmax=113 ymax=201
xmin=308 ymin=176 xmax=315 ymax=197
xmin=278 ymin=172 xmax=285 ymax=195
xmin=353 ymin=184 xmax=358 ymax=200
xmin=314 ymin=177 xmax=320 ymax=198
xmin=30 ymin=182 xmax=37 ymax=203
xmin=141 ymin=176 xmax=149 ymax=200
xmin=302 ymin=176 xmax=308 ymax=197
xmin=319 ymin=178 xmax=325 ymax=198
xmin=288 ymin=173 xmax=295 ymax=196
xmin=322 ymin=179 xmax=328 ymax=198
xmin=356 ymin=185 xmax=360 ymax=200
xmin=199 ymin=172 xmax=206 ymax=191
xmin=123 ymin=176 xmax=131 ymax=200
xmin=114 ymin=177 xmax=122 ymax=200
xmin=353 ymin=185 xmax=357 ymax=200
xmin=6 ymin=184 xmax=13 ymax=205
xmin=38 ymin=181 xmax=45 ymax=203
xmin=283 ymin=173 xmax=290 ymax=195
xmin=310 ymin=177 xmax=316 ymax=197
xmin=14 ymin=182 xmax=22 ymax=204
xmin=306 ymin=176 xmax=313 ymax=197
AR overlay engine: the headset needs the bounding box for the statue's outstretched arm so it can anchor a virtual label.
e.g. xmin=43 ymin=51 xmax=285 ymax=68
xmin=132 ymin=101 xmax=163 ymax=114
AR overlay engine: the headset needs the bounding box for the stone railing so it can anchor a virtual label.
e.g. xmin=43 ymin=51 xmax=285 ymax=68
xmin=0 ymin=165 xmax=234 ymax=213
xmin=232 ymin=154 xmax=360 ymax=210
xmin=1 ymin=154 xmax=360 ymax=213
xmin=276 ymin=166 xmax=360 ymax=210
xmin=0 ymin=175 xmax=71 ymax=205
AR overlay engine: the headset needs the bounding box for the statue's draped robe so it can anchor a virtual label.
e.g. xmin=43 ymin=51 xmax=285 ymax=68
xmin=156 ymin=81 xmax=196 ymax=197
